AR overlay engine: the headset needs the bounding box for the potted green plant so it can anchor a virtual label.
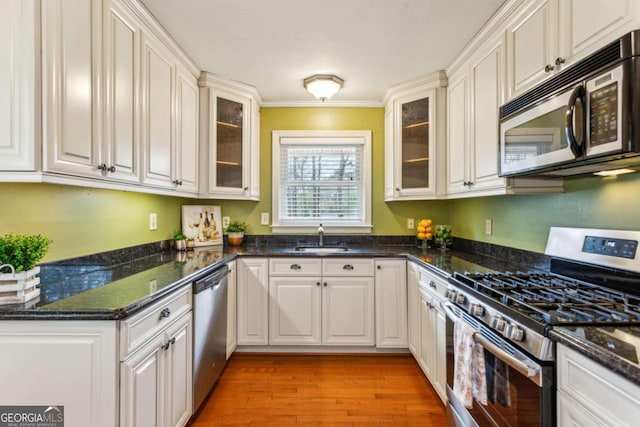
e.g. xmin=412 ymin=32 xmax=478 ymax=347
xmin=0 ymin=233 xmax=52 ymax=304
xmin=226 ymin=220 xmax=247 ymax=246
xmin=173 ymin=230 xmax=187 ymax=251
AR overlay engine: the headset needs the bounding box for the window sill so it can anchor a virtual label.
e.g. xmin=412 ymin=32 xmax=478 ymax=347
xmin=271 ymin=225 xmax=373 ymax=235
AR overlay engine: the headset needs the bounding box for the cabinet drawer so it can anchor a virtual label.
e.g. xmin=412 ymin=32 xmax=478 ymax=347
xmin=120 ymin=285 xmax=192 ymax=359
xmin=323 ymin=258 xmax=374 ymax=276
xmin=418 ymin=268 xmax=448 ymax=299
xmin=270 ymin=258 xmax=322 ymax=276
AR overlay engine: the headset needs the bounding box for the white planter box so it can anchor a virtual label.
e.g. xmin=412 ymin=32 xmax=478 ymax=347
xmin=0 ymin=266 xmax=40 ymax=304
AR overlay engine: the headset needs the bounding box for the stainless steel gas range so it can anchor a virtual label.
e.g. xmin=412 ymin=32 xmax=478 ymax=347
xmin=444 ymin=227 xmax=640 ymax=427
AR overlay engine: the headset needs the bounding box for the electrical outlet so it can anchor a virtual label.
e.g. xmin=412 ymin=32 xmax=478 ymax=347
xmin=149 ymin=213 xmax=157 ymax=231
xmin=485 ymin=219 xmax=493 ymax=235
xmin=261 ymin=212 xmax=270 ymax=225
xmin=222 ymin=216 xmax=230 ymax=228
xmin=407 ymin=218 xmax=415 ymax=230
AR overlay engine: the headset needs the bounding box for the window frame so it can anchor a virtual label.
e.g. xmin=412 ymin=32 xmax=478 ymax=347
xmin=271 ymin=130 xmax=372 ymax=234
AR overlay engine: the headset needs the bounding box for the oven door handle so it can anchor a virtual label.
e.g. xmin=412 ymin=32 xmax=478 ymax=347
xmin=441 ymin=302 xmax=540 ymax=380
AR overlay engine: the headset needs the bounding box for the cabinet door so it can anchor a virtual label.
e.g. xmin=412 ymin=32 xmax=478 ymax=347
xmin=407 ymin=262 xmax=420 ymax=357
xmin=559 ymin=0 xmax=639 ymax=67
xmin=418 ymin=294 xmax=434 ymax=379
xmin=226 ymin=260 xmax=237 ymax=359
xmin=237 ymin=258 xmax=269 ymax=345
xmin=322 ymin=277 xmax=374 ymax=346
xmin=0 ymin=0 xmax=37 ymax=171
xmin=374 ymin=259 xmax=407 ymax=348
xmin=269 ymin=277 xmax=322 ymax=345
xmin=165 ymin=312 xmax=192 ymax=427
xmin=446 ymin=72 xmax=470 ymax=195
xmin=121 ymin=333 xmax=165 ymax=427
xmin=506 ymin=0 xmax=558 ymax=99
xmin=470 ymin=35 xmax=505 ymax=192
xmin=42 ymin=0 xmax=102 ymax=177
xmin=387 ymin=89 xmax=438 ymax=200
xmin=141 ymin=32 xmax=174 ymax=189
xmin=175 ymin=65 xmax=199 ymax=194
xmin=102 ymin=0 xmax=140 ymax=183
xmin=433 ymin=304 xmax=447 ymax=403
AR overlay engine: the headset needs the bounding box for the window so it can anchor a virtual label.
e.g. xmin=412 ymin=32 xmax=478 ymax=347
xmin=272 ymin=130 xmax=372 ymax=233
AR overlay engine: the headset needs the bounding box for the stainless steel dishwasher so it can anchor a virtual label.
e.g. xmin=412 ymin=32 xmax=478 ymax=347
xmin=193 ymin=264 xmax=228 ymax=411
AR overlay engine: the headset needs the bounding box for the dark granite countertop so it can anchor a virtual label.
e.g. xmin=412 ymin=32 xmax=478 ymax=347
xmin=0 ymin=240 xmax=548 ymax=321
xmin=550 ymin=326 xmax=640 ymax=387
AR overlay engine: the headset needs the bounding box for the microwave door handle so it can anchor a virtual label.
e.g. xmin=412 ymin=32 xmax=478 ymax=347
xmin=565 ymin=85 xmax=586 ymax=157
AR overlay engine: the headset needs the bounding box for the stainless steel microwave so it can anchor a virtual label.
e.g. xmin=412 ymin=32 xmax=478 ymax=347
xmin=499 ymin=31 xmax=640 ymax=178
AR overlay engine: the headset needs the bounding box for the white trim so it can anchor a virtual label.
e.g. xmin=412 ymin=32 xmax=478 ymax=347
xmin=272 ymin=130 xmax=372 ymax=234
xmin=262 ymin=99 xmax=384 ymax=108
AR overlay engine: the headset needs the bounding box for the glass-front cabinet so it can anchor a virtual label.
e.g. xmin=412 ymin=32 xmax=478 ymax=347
xmin=199 ymin=73 xmax=261 ymax=200
xmin=385 ymin=72 xmax=447 ymax=201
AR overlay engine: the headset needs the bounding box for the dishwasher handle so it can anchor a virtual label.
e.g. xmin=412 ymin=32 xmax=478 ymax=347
xmin=193 ymin=265 xmax=229 ymax=294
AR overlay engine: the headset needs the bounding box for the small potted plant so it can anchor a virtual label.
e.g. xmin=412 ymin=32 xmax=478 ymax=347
xmin=226 ymin=220 xmax=247 ymax=246
xmin=0 ymin=233 xmax=52 ymax=304
xmin=173 ymin=230 xmax=187 ymax=251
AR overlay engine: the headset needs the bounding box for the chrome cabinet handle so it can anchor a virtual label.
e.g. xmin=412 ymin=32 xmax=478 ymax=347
xmin=544 ymin=64 xmax=555 ymax=72
xmin=290 ymin=264 xmax=301 ymax=270
xmin=429 ymin=281 xmax=437 ymax=289
xmin=97 ymin=164 xmax=107 ymax=171
xmin=555 ymin=57 xmax=565 ymax=66
xmin=172 ymin=179 xmax=183 ymax=186
xmin=159 ymin=308 xmax=171 ymax=319
xmin=162 ymin=337 xmax=176 ymax=350
xmin=343 ymin=264 xmax=354 ymax=271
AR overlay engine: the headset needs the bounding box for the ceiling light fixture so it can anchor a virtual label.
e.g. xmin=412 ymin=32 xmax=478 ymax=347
xmin=303 ymin=74 xmax=344 ymax=101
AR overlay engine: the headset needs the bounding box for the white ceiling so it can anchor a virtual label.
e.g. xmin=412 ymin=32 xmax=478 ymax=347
xmin=140 ymin=0 xmax=505 ymax=105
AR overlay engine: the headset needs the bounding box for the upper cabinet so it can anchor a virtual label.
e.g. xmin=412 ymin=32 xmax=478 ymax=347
xmin=0 ymin=0 xmax=38 ymax=172
xmin=384 ymin=72 xmax=447 ymax=201
xmin=505 ymin=0 xmax=640 ymax=100
xmin=199 ymin=73 xmax=261 ymax=201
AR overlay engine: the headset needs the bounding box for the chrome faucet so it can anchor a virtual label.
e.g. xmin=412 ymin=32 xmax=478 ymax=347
xmin=318 ymin=223 xmax=324 ymax=247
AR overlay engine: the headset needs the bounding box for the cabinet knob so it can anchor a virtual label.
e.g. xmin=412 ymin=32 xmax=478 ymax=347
xmin=323 ymin=282 xmax=327 ymax=287
xmin=316 ymin=282 xmax=321 ymax=286
xmin=555 ymin=57 xmax=565 ymax=66
xmin=290 ymin=264 xmax=301 ymax=270
xmin=172 ymin=179 xmax=183 ymax=186
xmin=343 ymin=264 xmax=354 ymax=271
xmin=377 ymin=265 xmax=381 ymax=270
xmin=107 ymin=165 xmax=116 ymax=173
xmin=429 ymin=280 xmax=437 ymax=289
xmin=97 ymin=164 xmax=107 ymax=171
xmin=395 ymin=187 xmax=400 ymax=192
xmin=159 ymin=307 xmax=171 ymax=319
xmin=544 ymin=64 xmax=555 ymax=72
xmin=244 ymin=187 xmax=249 ymax=191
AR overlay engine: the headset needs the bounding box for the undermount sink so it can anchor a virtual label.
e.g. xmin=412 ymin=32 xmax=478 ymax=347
xmin=294 ymin=246 xmax=348 ymax=253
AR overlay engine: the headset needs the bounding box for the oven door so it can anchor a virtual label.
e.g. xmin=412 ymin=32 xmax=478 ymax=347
xmin=442 ymin=302 xmax=555 ymax=427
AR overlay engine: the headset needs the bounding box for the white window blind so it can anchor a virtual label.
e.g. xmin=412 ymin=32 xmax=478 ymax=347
xmin=280 ymin=144 xmax=363 ymax=222
xmin=272 ymin=131 xmax=372 ymax=233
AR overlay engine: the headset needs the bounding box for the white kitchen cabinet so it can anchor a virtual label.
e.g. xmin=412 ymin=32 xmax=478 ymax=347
xmin=446 ymin=28 xmax=563 ymax=197
xmin=384 ymin=72 xmax=447 ymax=201
xmin=269 ymin=276 xmax=322 ymax=345
xmin=416 ymin=267 xmax=447 ymax=403
xmin=407 ymin=261 xmax=420 ymax=357
xmin=237 ymin=257 xmax=269 ymax=345
xmin=42 ymin=0 xmax=103 ymax=178
xmin=199 ymin=73 xmax=261 ymax=200
xmin=267 ymin=258 xmax=375 ymax=346
xmin=226 ymin=260 xmax=237 ymax=359
xmin=374 ymin=259 xmax=407 ymax=348
xmin=102 ymin=0 xmax=141 ymax=184
xmin=121 ymin=310 xmax=192 ymax=427
xmin=174 ymin=63 xmax=199 ymax=194
xmin=0 ymin=0 xmax=38 ymax=172
xmin=557 ymin=343 xmax=640 ymax=427
xmin=505 ymin=0 xmax=640 ymax=100
xmin=0 ymin=321 xmax=118 ymax=427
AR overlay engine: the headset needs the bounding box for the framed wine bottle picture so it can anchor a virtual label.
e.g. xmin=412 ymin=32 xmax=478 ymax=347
xmin=182 ymin=205 xmax=223 ymax=246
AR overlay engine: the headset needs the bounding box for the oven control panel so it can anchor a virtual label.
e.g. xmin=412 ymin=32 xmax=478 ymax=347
xmin=582 ymin=235 xmax=638 ymax=259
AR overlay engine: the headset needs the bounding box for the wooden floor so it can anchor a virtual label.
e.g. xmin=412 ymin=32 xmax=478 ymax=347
xmin=188 ymin=353 xmax=446 ymax=426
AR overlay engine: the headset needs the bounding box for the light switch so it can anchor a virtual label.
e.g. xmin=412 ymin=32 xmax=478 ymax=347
xmin=485 ymin=219 xmax=493 ymax=235
xmin=149 ymin=213 xmax=157 ymax=231
xmin=261 ymin=212 xmax=270 ymax=225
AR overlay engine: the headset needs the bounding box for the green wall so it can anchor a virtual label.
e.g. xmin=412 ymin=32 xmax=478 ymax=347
xmin=2 ymin=108 xmax=639 ymax=262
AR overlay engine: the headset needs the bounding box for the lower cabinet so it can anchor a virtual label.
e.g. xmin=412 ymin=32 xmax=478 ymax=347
xmin=557 ymin=343 xmax=640 ymax=427
xmin=226 ymin=260 xmax=237 ymax=358
xmin=268 ymin=258 xmax=375 ymax=346
xmin=374 ymin=259 xmax=407 ymax=348
xmin=409 ymin=261 xmax=447 ymax=403
xmin=120 ymin=311 xmax=192 ymax=427
xmin=237 ymin=257 xmax=269 ymax=345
